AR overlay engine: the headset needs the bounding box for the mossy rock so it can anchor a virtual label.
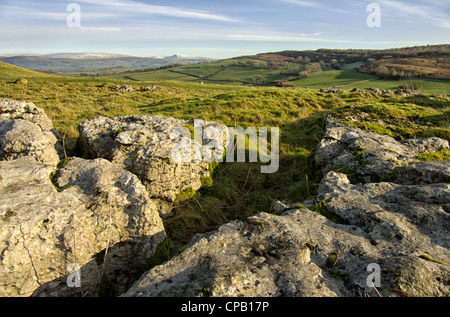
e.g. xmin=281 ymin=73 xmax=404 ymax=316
xmin=14 ymin=78 xmax=28 ymax=85
xmin=416 ymin=148 xmax=450 ymax=162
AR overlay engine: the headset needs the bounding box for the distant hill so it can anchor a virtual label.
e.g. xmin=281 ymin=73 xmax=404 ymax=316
xmin=103 ymin=45 xmax=449 ymax=94
xmin=42 ymin=53 xmax=132 ymax=59
xmin=258 ymin=44 xmax=450 ymax=80
xmin=0 ymin=54 xmax=215 ymax=73
xmin=0 ymin=61 xmax=54 ymax=81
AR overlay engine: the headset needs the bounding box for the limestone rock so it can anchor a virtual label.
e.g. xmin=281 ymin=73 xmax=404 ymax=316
xmin=0 ymin=99 xmax=63 ymax=166
xmin=0 ymin=157 xmax=165 ymax=297
xmin=124 ymin=200 xmax=450 ymax=297
xmin=314 ymin=118 xmax=449 ymax=182
xmin=395 ymin=161 xmax=450 ymax=185
xmin=120 ymin=85 xmax=133 ymax=92
xmin=79 ymin=115 xmax=227 ymax=218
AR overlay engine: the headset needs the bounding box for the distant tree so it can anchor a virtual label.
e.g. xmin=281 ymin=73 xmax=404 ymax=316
xmin=298 ymin=70 xmax=309 ymax=78
xmin=375 ymin=65 xmax=389 ymax=78
xmin=305 ymin=63 xmax=323 ymax=73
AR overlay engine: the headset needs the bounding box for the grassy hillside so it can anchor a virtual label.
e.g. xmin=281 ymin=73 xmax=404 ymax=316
xmin=1 ymin=61 xmax=449 ymax=247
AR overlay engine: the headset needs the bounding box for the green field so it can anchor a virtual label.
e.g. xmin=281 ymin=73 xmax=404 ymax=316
xmin=110 ymin=56 xmax=303 ymax=85
xmin=1 ymin=60 xmax=449 ymax=246
xmin=107 ymin=57 xmax=450 ymax=95
xmin=289 ymin=68 xmax=376 ymax=88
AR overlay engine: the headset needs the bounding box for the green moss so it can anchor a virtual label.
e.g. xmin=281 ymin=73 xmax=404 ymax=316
xmin=49 ymin=168 xmax=73 ymax=192
xmin=145 ymin=238 xmax=172 ymax=269
xmin=208 ymin=160 xmax=219 ymax=174
xmin=326 ymin=251 xmax=340 ymax=268
xmin=201 ymin=176 xmax=213 ymax=188
xmin=360 ymin=159 xmax=369 ymax=167
xmin=2 ymin=210 xmax=16 ymax=222
xmin=184 ymin=123 xmax=195 ymax=139
xmin=305 ymin=242 xmax=316 ymax=251
xmin=184 ymin=123 xmax=204 ymax=145
xmin=378 ymin=171 xmax=399 ymax=182
xmin=197 ymin=288 xmax=212 ymax=297
xmin=177 ymin=188 xmax=197 ymax=201
xmin=200 ymin=176 xmax=214 ymax=195
xmin=416 ymin=148 xmax=450 ymax=162
xmin=295 ymin=204 xmax=307 ymax=209
xmin=309 ymin=200 xmax=350 ymax=225
xmin=113 ymin=126 xmax=124 ymax=136
xmin=419 ymin=254 xmax=446 ymax=265
xmin=56 ymin=157 xmax=73 ymax=169
xmin=384 ymin=148 xmax=400 ymax=155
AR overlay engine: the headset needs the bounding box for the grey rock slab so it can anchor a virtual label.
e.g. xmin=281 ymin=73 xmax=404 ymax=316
xmin=0 ymin=157 xmax=165 ymax=296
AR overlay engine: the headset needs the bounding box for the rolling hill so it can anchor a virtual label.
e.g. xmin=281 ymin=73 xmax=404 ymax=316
xmin=104 ymin=45 xmax=450 ymax=94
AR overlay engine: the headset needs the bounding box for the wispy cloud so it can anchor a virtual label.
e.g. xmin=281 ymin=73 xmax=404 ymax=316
xmin=277 ymin=0 xmax=359 ymax=15
xmin=75 ymin=0 xmax=239 ymax=22
xmin=278 ymin=0 xmax=320 ymax=8
xmin=379 ymin=0 xmax=450 ymax=29
xmin=226 ymin=31 xmax=429 ymax=46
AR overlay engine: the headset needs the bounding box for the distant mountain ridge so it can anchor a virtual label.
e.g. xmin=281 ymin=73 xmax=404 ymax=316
xmin=42 ymin=53 xmax=132 ymax=59
xmin=0 ymin=53 xmax=215 ymax=72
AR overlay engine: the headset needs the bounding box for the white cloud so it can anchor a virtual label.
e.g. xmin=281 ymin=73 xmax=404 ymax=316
xmin=225 ymin=32 xmax=430 ymax=46
xmin=278 ymin=0 xmax=320 ymax=8
xmin=379 ymin=0 xmax=450 ymax=29
xmin=75 ymin=0 xmax=239 ymax=22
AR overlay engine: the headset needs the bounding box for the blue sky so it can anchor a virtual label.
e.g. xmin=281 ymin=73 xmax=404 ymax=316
xmin=0 ymin=0 xmax=448 ymax=58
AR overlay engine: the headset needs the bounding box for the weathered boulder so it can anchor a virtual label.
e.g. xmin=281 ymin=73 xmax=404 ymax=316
xmin=314 ymin=118 xmax=449 ymax=182
xmin=0 ymin=99 xmax=63 ymax=166
xmin=120 ymin=85 xmax=133 ymax=92
xmin=350 ymin=88 xmax=393 ymax=95
xmin=79 ymin=115 xmax=227 ymax=218
xmin=0 ymin=156 xmax=165 ymax=297
xmin=124 ymin=196 xmax=450 ymax=297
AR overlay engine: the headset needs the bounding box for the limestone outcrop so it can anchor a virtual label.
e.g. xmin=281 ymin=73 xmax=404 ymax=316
xmin=314 ymin=117 xmax=449 ymax=182
xmin=0 ymin=99 xmax=64 ymax=166
xmin=0 ymin=157 xmax=165 ymax=296
xmin=79 ymin=115 xmax=227 ymax=218
xmin=0 ymin=100 xmax=165 ymax=297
